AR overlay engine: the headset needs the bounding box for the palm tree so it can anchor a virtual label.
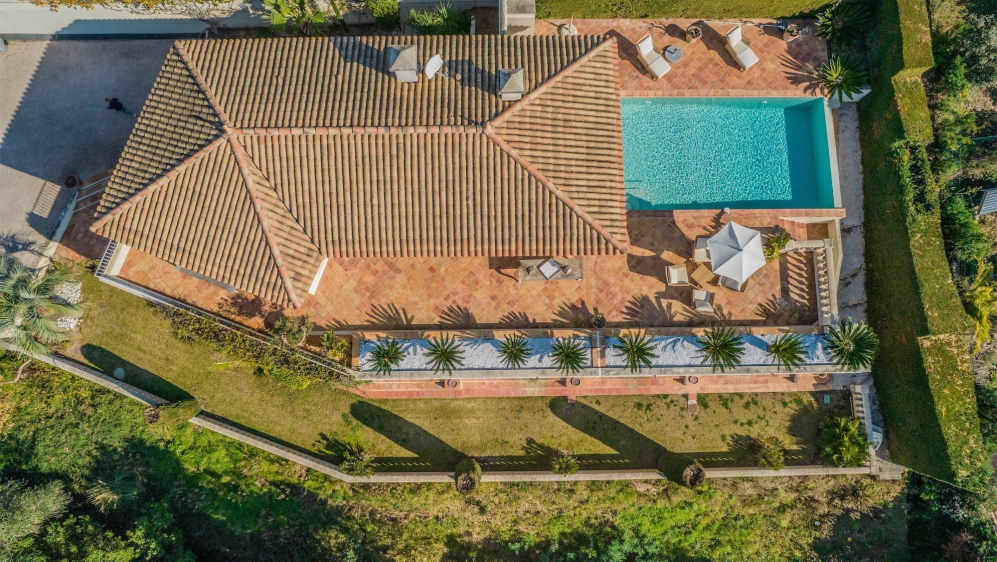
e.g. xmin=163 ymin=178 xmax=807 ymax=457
xmin=497 ymin=334 xmax=531 ymax=369
xmin=85 ymin=467 xmax=139 ymax=513
xmin=819 ymin=416 xmax=870 ymax=468
xmin=369 ymin=340 xmax=404 ymax=375
xmin=820 ymin=55 xmax=869 ymax=103
xmin=963 ymin=258 xmax=997 ymax=353
xmin=408 ymin=3 xmax=473 ymax=35
xmin=551 ymin=337 xmax=586 ymax=374
xmin=1 ymin=255 xmax=84 ymax=381
xmin=550 ymin=450 xmax=579 ymax=475
xmin=767 ymin=333 xmax=807 ymax=371
xmin=816 ymin=2 xmax=870 ymax=50
xmin=825 ymin=319 xmax=880 ymax=370
xmin=613 ymin=331 xmax=656 ymax=373
xmin=425 ymin=335 xmax=465 ymax=375
xmin=264 ymin=0 xmax=328 ymax=36
xmin=695 ymin=325 xmax=744 ymax=373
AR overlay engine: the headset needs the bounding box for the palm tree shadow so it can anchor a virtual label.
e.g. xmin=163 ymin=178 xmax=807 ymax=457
xmin=346 ymin=401 xmax=463 ymax=471
xmin=365 ymin=303 xmax=415 ymax=329
xmin=547 ymin=397 xmax=664 ymax=469
xmin=780 ymin=53 xmax=823 ymax=95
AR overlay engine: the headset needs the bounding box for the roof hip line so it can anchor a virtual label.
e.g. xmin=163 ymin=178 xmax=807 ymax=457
xmin=226 ymin=135 xmax=303 ymax=308
xmin=487 ymin=36 xmax=616 ymax=129
xmin=90 ymin=135 xmax=229 ymax=232
xmin=482 ymin=127 xmax=629 ymax=254
xmin=173 ymin=41 xmax=232 ymax=128
xmin=234 ymin=125 xmax=484 ymax=136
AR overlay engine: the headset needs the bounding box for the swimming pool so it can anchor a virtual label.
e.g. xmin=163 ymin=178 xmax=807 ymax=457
xmin=621 ymin=97 xmax=840 ymax=210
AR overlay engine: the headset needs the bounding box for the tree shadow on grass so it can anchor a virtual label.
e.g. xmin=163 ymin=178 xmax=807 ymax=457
xmin=547 ymin=397 xmax=664 ymax=470
xmin=345 ymin=401 xmax=463 ymax=471
xmin=79 ymin=343 xmax=189 ymax=402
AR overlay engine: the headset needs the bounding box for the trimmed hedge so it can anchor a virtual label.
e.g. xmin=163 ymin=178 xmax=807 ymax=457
xmin=860 ymin=0 xmax=992 ymax=489
xmin=535 ymin=0 xmax=829 ymax=20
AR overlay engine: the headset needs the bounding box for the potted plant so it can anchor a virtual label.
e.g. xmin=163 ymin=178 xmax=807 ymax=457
xmin=369 ymin=340 xmax=404 ymax=375
xmin=686 ymin=24 xmax=702 ymax=43
xmin=322 ymin=332 xmax=351 ymax=364
xmin=551 ymin=337 xmax=586 ymax=374
xmin=766 ymin=332 xmax=807 ymax=371
xmin=695 ymin=325 xmax=744 ymax=373
xmin=591 ymin=312 xmax=607 ymax=329
xmin=426 ymin=335 xmax=465 ymax=375
xmin=613 ymin=330 xmax=656 ymax=373
xmin=825 ymin=319 xmax=879 ymax=370
xmin=820 ymin=54 xmax=870 ymax=104
xmin=763 ymin=230 xmax=792 ymax=261
xmin=497 ymin=334 xmax=531 ymax=369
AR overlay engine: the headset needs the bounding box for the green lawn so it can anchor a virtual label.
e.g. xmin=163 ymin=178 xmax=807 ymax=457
xmin=535 ymin=0 xmax=830 ymax=19
xmin=65 ymin=274 xmax=845 ymax=472
xmin=0 ymin=359 xmax=909 ymax=560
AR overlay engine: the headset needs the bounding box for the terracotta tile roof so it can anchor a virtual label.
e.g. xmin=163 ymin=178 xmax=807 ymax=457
xmin=93 ymin=35 xmax=627 ymax=307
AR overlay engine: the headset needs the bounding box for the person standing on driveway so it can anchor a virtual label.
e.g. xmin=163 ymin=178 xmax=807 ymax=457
xmin=105 ymin=97 xmax=134 ymax=116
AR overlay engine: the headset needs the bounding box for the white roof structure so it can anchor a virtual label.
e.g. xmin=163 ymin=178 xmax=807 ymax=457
xmin=707 ymin=222 xmax=765 ymax=283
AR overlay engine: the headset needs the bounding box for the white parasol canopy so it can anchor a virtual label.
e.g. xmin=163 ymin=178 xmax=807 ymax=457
xmin=707 ymin=222 xmax=766 ymax=283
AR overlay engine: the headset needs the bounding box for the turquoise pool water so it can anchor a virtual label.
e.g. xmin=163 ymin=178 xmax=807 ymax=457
xmin=621 ymin=97 xmax=837 ymax=210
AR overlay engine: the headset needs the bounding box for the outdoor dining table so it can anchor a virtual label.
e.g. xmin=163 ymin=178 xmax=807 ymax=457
xmin=690 ymin=263 xmax=715 ymax=287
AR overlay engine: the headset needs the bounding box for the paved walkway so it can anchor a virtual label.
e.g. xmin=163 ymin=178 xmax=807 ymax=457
xmin=352 ymin=373 xmax=843 ymax=399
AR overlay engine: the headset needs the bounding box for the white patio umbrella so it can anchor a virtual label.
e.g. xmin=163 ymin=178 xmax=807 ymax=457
xmin=707 ymin=222 xmax=766 ymax=283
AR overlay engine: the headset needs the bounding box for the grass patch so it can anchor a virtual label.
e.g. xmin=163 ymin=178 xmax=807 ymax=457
xmin=859 ymin=0 xmax=991 ymax=488
xmin=66 ymin=275 xmax=845 ymax=472
xmin=0 ymin=357 xmax=909 ymax=560
xmin=535 ymin=0 xmax=829 ymax=19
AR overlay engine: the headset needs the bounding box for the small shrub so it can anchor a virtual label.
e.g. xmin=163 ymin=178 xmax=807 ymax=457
xmin=85 ymin=468 xmax=139 ymax=513
xmin=261 ymin=365 xmax=310 ymax=389
xmin=369 ymin=340 xmax=404 ymax=375
xmin=613 ymin=331 xmax=656 ymax=373
xmin=941 ymin=194 xmax=994 ymax=266
xmin=820 ymin=416 xmax=870 ymax=468
xmin=551 ymin=338 xmax=586 ymax=374
xmin=454 ymin=458 xmax=481 ymax=494
xmin=408 ymin=3 xmax=472 ymax=35
xmin=340 ymin=443 xmax=375 ymax=477
xmin=425 ymin=335 xmax=465 ymax=375
xmin=682 ymin=462 xmax=706 ymax=489
xmin=322 ymin=333 xmax=351 ymax=363
xmin=264 ymin=0 xmax=327 ymax=36
xmin=962 ymin=259 xmax=997 ymax=354
xmin=763 ymin=230 xmax=791 ymax=262
xmin=367 ymin=0 xmax=399 ymax=30
xmin=825 ymin=319 xmax=880 ymax=370
xmin=550 ymin=450 xmax=579 ymax=475
xmin=820 ymin=54 xmax=869 ymax=103
xmin=751 ymin=436 xmax=786 ymax=471
xmin=894 ymin=141 xmax=937 ymax=217
xmin=766 ymin=332 xmax=807 ymax=371
xmin=149 ymin=399 xmax=201 ymax=426
xmin=268 ymin=315 xmax=313 ymax=347
xmin=695 ymin=326 xmax=744 ymax=373
xmin=815 ymin=1 xmax=870 ymax=50
xmin=497 ymin=334 xmax=531 ymax=369
xmin=143 ymin=407 xmax=160 ymax=424
xmin=958 ymin=14 xmax=997 ymax=85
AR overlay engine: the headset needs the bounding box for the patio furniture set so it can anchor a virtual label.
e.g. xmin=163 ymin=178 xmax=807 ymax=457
xmin=636 ymin=24 xmax=763 ymax=80
xmin=664 ymin=222 xmax=768 ymax=314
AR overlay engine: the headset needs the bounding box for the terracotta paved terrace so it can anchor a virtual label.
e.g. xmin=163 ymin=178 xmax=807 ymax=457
xmin=537 ymin=18 xmax=827 ymax=97
xmin=100 ymin=210 xmax=832 ymax=331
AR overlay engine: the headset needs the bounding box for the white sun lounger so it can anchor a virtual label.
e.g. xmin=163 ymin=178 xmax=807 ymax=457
xmin=636 ymin=34 xmax=672 ymax=79
xmin=725 ymin=26 xmax=759 ymax=71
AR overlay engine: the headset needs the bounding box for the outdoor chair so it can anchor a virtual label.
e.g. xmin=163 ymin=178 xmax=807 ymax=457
xmin=719 ymin=275 xmax=745 ymax=291
xmin=666 ymin=263 xmax=690 ymax=286
xmin=693 ymin=289 xmax=716 ymax=314
xmin=635 ymin=34 xmax=672 ymax=80
xmin=693 ymin=237 xmax=711 ymax=263
xmin=725 ymin=26 xmax=759 ymax=71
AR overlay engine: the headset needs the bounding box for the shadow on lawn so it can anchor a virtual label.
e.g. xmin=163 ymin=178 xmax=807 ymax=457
xmin=346 ymin=402 xmax=463 ymax=471
xmin=79 ymin=343 xmax=190 ymax=402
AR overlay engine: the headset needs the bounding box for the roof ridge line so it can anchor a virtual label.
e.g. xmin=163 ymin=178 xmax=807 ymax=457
xmin=173 ymin=41 xmax=232 ymax=128
xmin=487 ymin=36 xmax=617 ymax=130
xmin=482 ymin=127 xmax=629 ymax=254
xmin=226 ymin=135 xmax=304 ymax=308
xmin=233 ymin=125 xmax=483 ymax=136
xmin=90 ymin=135 xmax=229 ymax=232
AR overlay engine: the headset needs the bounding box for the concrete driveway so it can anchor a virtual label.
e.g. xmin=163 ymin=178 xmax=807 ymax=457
xmin=0 ymin=40 xmax=173 ymax=266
